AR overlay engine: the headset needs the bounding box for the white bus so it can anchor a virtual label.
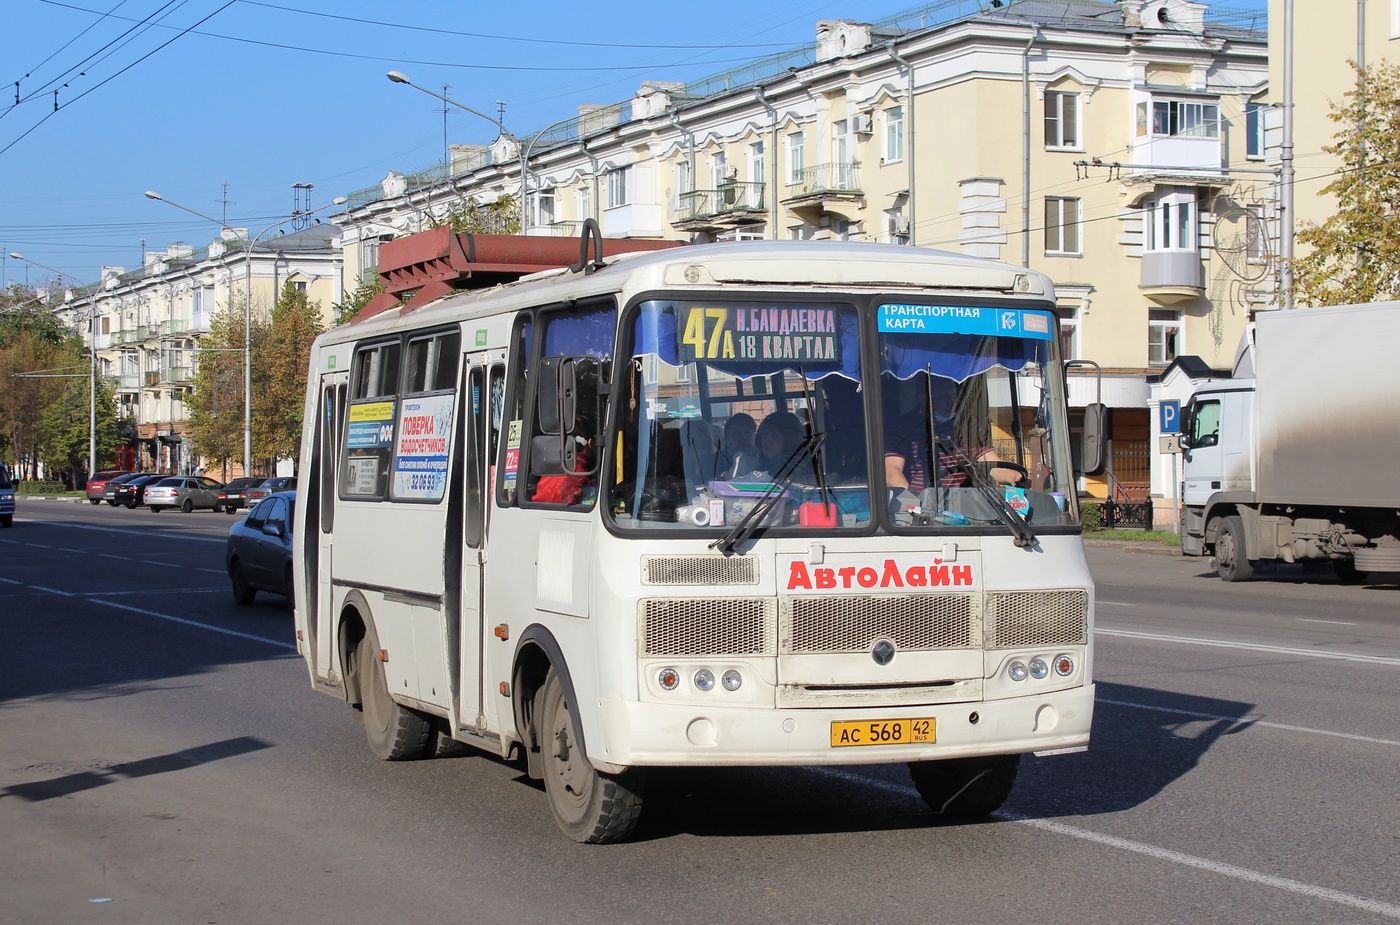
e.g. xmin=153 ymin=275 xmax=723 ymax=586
xmin=292 ymin=232 xmax=1102 ymax=843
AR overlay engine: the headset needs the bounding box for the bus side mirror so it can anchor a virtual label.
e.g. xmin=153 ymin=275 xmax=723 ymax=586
xmin=1079 ymin=402 xmax=1107 ymax=476
xmin=536 ymin=357 xmax=575 ymax=435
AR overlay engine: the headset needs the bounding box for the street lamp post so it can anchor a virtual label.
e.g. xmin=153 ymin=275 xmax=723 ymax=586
xmin=143 ymin=193 xmax=347 ymax=477
xmin=520 ymin=114 xmax=584 ymax=234
xmin=9 ymin=252 xmax=96 ymax=479
xmin=386 ymin=71 xmax=525 ymax=231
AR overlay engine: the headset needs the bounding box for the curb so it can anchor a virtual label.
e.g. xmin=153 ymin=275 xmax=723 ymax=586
xmin=1083 ymin=539 xmax=1180 ymax=556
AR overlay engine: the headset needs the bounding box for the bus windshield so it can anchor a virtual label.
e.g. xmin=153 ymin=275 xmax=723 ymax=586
xmin=611 ymin=299 xmax=867 ymax=530
xmin=609 ymin=298 xmax=1076 ymax=533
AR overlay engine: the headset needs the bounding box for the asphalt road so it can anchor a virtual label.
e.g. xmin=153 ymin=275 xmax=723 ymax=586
xmin=1 ymin=500 xmax=1396 ymax=924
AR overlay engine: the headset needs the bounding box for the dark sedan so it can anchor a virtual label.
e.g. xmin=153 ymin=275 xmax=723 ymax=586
xmin=217 ymin=477 xmax=267 ymax=515
xmin=112 ymin=473 xmax=165 ymax=509
xmin=101 ymin=472 xmax=145 ymax=506
xmin=226 ymin=491 xmax=295 ymax=607
xmin=246 ymin=476 xmax=296 ymax=504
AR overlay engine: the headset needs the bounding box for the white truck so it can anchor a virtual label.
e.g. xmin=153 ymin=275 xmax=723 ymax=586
xmin=1179 ymin=301 xmax=1400 ymax=581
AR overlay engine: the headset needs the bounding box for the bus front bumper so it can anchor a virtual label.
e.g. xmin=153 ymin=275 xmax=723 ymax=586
xmin=587 ymin=683 xmax=1094 ymax=772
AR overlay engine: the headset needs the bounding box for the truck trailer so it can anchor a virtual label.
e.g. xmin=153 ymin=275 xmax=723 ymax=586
xmin=1179 ymin=301 xmax=1400 ymax=581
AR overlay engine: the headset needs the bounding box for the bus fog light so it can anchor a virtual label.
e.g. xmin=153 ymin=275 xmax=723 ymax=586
xmin=1029 ymin=658 xmax=1049 ymax=680
xmin=721 ymin=670 xmax=742 ymax=691
xmin=1054 ymin=655 xmax=1075 ymax=677
xmin=1007 ymin=660 xmax=1028 ymax=682
xmin=658 ymin=668 xmax=680 ymax=691
xmin=694 ymin=669 xmax=716 ymax=692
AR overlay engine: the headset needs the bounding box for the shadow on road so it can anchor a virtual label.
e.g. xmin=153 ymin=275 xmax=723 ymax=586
xmin=1 ymin=736 xmax=273 ymax=803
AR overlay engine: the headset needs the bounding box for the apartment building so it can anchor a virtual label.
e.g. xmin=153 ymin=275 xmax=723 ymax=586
xmin=338 ymin=0 xmax=1268 ymax=507
xmin=62 ymin=225 xmax=341 ymax=476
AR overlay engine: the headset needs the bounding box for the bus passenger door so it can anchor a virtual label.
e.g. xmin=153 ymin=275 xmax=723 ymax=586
xmin=458 ymin=362 xmax=499 ymax=729
xmin=315 ymin=374 xmax=347 ymax=681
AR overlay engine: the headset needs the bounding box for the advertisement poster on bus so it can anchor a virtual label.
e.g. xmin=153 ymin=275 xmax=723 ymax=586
xmin=391 ymin=394 xmax=455 ymax=500
xmin=345 ymin=401 xmax=395 ymax=495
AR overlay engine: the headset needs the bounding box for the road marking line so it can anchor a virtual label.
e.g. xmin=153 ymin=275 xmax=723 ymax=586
xmin=1097 ymin=600 xmax=1139 ymax=607
xmin=813 ymin=768 xmax=1400 ymax=920
xmin=1097 ymin=627 xmax=1400 ymax=666
xmin=81 ymin=588 xmax=225 ymax=597
xmin=1297 ymin=618 xmax=1355 ymax=626
xmin=46 ymin=522 xmax=226 ymax=544
xmin=0 ymin=577 xmax=293 ymax=650
xmin=1097 ymin=697 xmax=1400 ymax=748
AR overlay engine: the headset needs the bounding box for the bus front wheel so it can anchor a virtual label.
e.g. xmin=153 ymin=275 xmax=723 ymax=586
xmin=908 ymin=754 xmax=1020 ymax=817
xmin=536 ymin=669 xmax=644 ymax=843
xmin=358 ymin=633 xmax=431 ymax=761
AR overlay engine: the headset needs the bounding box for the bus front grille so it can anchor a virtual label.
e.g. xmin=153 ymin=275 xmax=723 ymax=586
xmin=984 ymin=589 xmax=1088 ymax=649
xmin=640 ymin=598 xmax=777 ymax=656
xmin=642 ymin=555 xmax=759 ymax=586
xmin=781 ymin=593 xmax=979 ymax=653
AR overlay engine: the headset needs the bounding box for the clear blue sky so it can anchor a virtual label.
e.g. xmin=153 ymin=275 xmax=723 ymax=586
xmin=1 ymin=0 xmax=1267 ymax=290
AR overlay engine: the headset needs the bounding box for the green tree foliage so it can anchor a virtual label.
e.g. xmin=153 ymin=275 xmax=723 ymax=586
xmin=186 ymin=303 xmax=248 ymax=473
xmin=252 ymin=283 xmax=326 ymax=472
xmin=40 ymin=373 xmax=129 ymax=483
xmin=333 ymin=275 xmax=384 ymax=326
xmin=442 ymin=192 xmax=519 ymax=235
xmin=1293 ymin=61 xmax=1400 ymax=305
xmin=0 ymin=289 xmax=89 ymax=476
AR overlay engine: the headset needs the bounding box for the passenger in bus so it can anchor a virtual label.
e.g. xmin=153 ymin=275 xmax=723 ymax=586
xmin=717 ymin=413 xmax=757 ymax=478
xmin=753 ymin=410 xmax=815 ymax=482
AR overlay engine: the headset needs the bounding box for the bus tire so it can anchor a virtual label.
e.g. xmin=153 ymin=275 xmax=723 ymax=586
xmin=0 ymin=515 xmax=11 ymax=528
xmin=908 ymin=754 xmax=1020 ymax=817
xmin=1213 ymin=515 xmax=1254 ymax=582
xmin=358 ymin=633 xmax=431 ymax=761
xmin=537 ymin=668 xmax=644 ymax=843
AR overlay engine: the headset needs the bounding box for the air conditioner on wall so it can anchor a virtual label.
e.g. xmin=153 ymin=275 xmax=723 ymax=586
xmin=892 ymin=216 xmax=911 ymax=236
xmin=852 ymin=113 xmax=874 ymax=135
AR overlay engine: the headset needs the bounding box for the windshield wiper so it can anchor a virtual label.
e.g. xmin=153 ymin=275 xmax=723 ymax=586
xmin=937 ymin=440 xmax=1038 ymax=548
xmin=710 ymin=432 xmax=825 ymax=555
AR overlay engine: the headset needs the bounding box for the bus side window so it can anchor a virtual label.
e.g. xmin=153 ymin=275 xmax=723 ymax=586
xmin=341 ymin=339 xmax=402 ymax=499
xmin=497 ymin=317 xmax=533 ymax=506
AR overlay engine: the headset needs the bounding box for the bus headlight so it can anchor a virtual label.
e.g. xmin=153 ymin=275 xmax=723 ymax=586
xmin=694 ymin=669 xmax=716 ymax=692
xmin=1007 ymin=660 xmax=1028 ymax=682
xmin=721 ymin=670 xmax=742 ymax=691
xmin=658 ymin=668 xmax=680 ymax=691
xmin=1029 ymin=657 xmax=1049 ymax=680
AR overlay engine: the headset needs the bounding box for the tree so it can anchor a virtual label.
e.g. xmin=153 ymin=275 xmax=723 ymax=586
xmin=332 ymin=275 xmax=383 ymax=326
xmin=39 ymin=374 xmax=129 ymax=486
xmin=252 ymin=283 xmax=326 ymax=472
xmin=442 ymin=192 xmax=519 ymax=235
xmin=187 ymin=305 xmax=249 ymax=475
xmin=1293 ymin=61 xmax=1400 ymax=305
xmin=0 ymin=291 xmax=78 ymax=477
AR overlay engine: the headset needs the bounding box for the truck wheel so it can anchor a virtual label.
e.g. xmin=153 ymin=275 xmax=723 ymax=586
xmin=1333 ymin=558 xmax=1366 ymax=585
xmin=1214 ymin=515 xmax=1254 ymax=582
xmin=908 ymin=754 xmax=1020 ymax=817
xmin=536 ymin=668 xmax=644 ymax=843
xmin=358 ymin=633 xmax=431 ymax=761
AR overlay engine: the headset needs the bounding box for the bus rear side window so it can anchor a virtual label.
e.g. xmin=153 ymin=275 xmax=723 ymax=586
xmin=342 ymin=341 xmax=401 ymax=498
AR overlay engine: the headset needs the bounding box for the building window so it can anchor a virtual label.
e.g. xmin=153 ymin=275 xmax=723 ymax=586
xmin=711 ymin=151 xmax=729 ymax=189
xmin=1044 ymin=91 xmax=1080 ymax=148
xmin=1245 ymin=102 xmax=1265 ymax=159
xmin=787 ymin=130 xmax=805 ymax=183
xmin=1141 ymin=99 xmax=1220 ymax=138
xmin=577 ymin=185 xmax=592 ymax=222
xmin=1055 ymin=304 xmax=1079 ymax=360
xmin=530 ymin=189 xmax=556 ymax=227
xmin=606 ymin=167 xmax=630 ymax=208
xmin=1045 ymin=197 xmax=1081 ymax=255
xmin=293 ymin=281 xmax=307 ymax=294
xmin=1148 ymin=309 xmax=1181 ymax=367
xmin=884 ymin=106 xmax=904 ymax=162
xmin=1143 ymin=192 xmax=1197 ymax=251
xmin=832 ymin=119 xmax=851 ymax=166
xmin=748 ymin=142 xmax=765 ymax=188
xmin=675 ymin=159 xmax=691 ymax=195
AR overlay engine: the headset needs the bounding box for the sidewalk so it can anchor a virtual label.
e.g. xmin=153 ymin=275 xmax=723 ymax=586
xmin=1083 ymin=537 xmax=1180 ymax=556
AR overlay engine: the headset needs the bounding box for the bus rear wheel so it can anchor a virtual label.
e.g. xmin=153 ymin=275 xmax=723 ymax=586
xmin=536 ymin=669 xmax=644 ymax=843
xmin=358 ymin=633 xmax=431 ymax=761
xmin=908 ymin=754 xmax=1020 ymax=817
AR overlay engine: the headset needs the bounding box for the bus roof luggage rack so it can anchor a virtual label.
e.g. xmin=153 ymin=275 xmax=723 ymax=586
xmin=353 ymin=220 xmax=682 ymax=323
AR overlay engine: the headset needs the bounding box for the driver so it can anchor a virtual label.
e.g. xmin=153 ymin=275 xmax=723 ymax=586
xmin=883 ymin=376 xmax=1018 ymax=492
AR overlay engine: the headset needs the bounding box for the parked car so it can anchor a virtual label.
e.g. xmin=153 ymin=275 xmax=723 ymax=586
xmin=246 ymin=476 xmax=296 ymax=503
xmin=145 ymin=476 xmax=225 ymax=513
xmin=85 ymin=469 xmax=130 ymax=504
xmin=0 ymin=462 xmax=14 ymax=527
xmin=226 ymin=491 xmax=295 ymax=606
xmin=112 ymin=473 xmax=165 ymax=509
xmin=216 ymin=477 xmax=267 ymax=515
xmin=102 ymin=472 xmax=146 ymax=506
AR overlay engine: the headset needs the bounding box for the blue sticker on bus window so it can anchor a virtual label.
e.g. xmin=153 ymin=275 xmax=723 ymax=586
xmin=877 ymin=304 xmax=1054 ymax=340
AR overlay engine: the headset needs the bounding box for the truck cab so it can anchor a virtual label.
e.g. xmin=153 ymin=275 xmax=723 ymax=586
xmin=1179 ymin=381 xmax=1255 ymax=556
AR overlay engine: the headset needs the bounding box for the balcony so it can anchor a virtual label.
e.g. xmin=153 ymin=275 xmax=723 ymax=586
xmin=143 ymin=371 xmax=161 ymax=387
xmin=164 ymin=366 xmax=193 ymax=384
xmin=523 ymin=221 xmax=584 ymax=238
xmin=160 ymin=319 xmax=188 ymax=337
xmin=116 ymin=373 xmax=141 ymax=391
xmin=1140 ymin=250 xmax=1205 ymax=304
xmin=782 ymin=163 xmax=863 ymax=217
xmin=1129 ymin=135 xmax=1226 ymax=185
xmin=139 ymin=323 xmax=160 ymax=341
xmin=601 ymin=202 xmax=665 ymax=238
xmin=672 ymin=182 xmax=766 ymax=232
